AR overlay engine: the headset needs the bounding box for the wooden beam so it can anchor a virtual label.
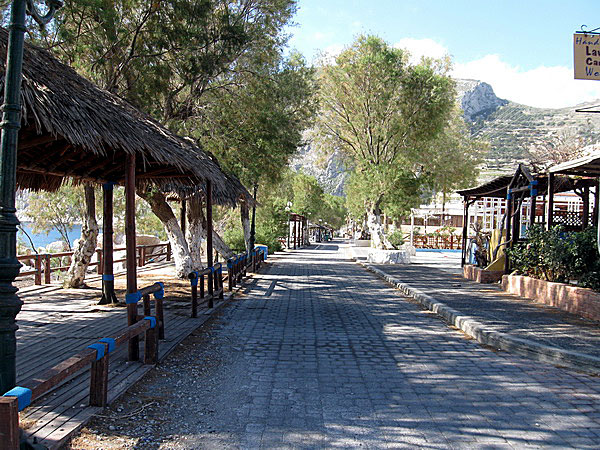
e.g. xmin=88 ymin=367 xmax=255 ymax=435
xmin=547 ymin=173 xmax=555 ymax=230
xmin=206 ymin=180 xmax=214 ymax=308
xmin=17 ymin=133 xmax=57 ymax=150
xmin=125 ymin=154 xmax=139 ymax=362
xmin=99 ymin=182 xmax=117 ymax=305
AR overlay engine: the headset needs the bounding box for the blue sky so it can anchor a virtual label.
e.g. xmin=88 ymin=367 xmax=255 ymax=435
xmin=287 ymin=0 xmax=600 ymax=108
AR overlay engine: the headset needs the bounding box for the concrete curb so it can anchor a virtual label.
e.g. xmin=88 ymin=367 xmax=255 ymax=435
xmin=361 ymin=262 xmax=600 ymax=375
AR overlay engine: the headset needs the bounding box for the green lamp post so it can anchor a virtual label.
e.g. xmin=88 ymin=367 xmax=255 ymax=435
xmin=0 ymin=0 xmax=62 ymax=394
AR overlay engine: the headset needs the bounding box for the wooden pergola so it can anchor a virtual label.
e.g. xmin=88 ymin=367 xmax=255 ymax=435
xmin=288 ymin=213 xmax=307 ymax=249
xmin=458 ymin=163 xmax=599 ymax=270
xmin=0 ymin=27 xmax=250 ymax=393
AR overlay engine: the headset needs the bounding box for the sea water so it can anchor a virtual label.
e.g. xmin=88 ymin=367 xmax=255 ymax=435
xmin=18 ymin=222 xmax=83 ymax=250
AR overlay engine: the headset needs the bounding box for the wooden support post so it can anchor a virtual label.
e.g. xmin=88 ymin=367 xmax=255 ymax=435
xmin=594 ymin=180 xmax=600 ymax=227
xmin=166 ymin=243 xmax=171 ymax=261
xmin=96 ymin=249 xmax=103 ymax=274
xmin=547 ymin=173 xmax=554 ymax=230
xmin=200 ymin=273 xmax=205 ymax=301
xmin=206 ymin=180 xmax=214 ymax=309
xmin=0 ymin=397 xmax=19 ymax=449
xmin=213 ymin=266 xmax=219 ymax=300
xmin=191 ymin=279 xmax=198 ymax=318
xmin=504 ymin=196 xmax=513 ymax=274
xmin=143 ymin=294 xmax=151 ymax=316
xmin=219 ymin=269 xmax=224 ymax=299
xmin=180 ymin=199 xmax=187 ymax=237
xmin=89 ymin=350 xmax=109 ymax=407
xmin=461 ymin=199 xmax=469 ymax=267
xmin=125 ymin=154 xmax=139 ymax=362
xmin=512 ymin=197 xmax=521 ymax=244
xmin=583 ymin=186 xmax=590 ymax=229
xmin=156 ymin=296 xmax=164 ymax=340
xmin=100 ymin=182 xmax=117 ymax=305
xmin=529 ymin=195 xmax=537 ymax=228
xmin=228 ymin=261 xmax=233 ymax=291
xmin=34 ymin=254 xmax=41 ymax=285
xmin=138 ymin=245 xmax=146 ymax=267
xmin=541 ymin=194 xmax=546 ymax=227
xmin=144 ymin=322 xmax=158 ymax=365
xmin=44 ymin=254 xmax=51 ymax=284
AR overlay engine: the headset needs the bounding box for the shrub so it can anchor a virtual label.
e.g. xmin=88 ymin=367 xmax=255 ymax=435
xmin=387 ymin=230 xmax=405 ymax=249
xmin=506 ymin=225 xmax=600 ymax=290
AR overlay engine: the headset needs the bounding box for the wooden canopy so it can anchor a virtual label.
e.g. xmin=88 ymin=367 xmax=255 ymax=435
xmin=0 ymin=27 xmax=249 ymax=205
xmin=549 ymin=150 xmax=600 ymax=176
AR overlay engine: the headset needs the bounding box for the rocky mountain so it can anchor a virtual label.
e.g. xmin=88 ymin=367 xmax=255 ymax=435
xmin=294 ymin=79 xmax=600 ymax=195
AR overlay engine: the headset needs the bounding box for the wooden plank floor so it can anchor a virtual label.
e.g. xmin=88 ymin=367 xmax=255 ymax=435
xmin=13 ymin=262 xmax=242 ymax=449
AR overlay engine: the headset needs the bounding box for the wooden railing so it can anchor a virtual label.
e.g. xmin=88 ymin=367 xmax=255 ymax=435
xmin=16 ymin=242 xmax=172 ymax=285
xmin=0 ymin=281 xmax=165 ymax=449
xmin=188 ymin=263 xmax=225 ymax=317
xmin=413 ymin=235 xmax=462 ymax=250
xmin=226 ymin=247 xmax=266 ymax=292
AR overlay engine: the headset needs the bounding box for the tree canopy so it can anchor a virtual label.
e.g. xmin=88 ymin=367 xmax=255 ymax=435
xmin=313 ymin=34 xmax=480 ymax=246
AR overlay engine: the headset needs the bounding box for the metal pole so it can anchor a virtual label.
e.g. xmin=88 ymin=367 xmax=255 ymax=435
xmin=0 ymin=0 xmax=26 ymax=394
xmin=249 ymin=184 xmax=257 ymax=252
xmin=125 ymin=154 xmax=139 ymax=361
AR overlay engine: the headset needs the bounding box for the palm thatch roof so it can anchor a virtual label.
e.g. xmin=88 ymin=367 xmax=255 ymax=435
xmin=0 ymin=27 xmax=249 ymax=206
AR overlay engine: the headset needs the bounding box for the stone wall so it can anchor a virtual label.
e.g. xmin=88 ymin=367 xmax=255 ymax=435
xmin=463 ymin=265 xmax=503 ymax=284
xmin=502 ymin=275 xmax=600 ymax=322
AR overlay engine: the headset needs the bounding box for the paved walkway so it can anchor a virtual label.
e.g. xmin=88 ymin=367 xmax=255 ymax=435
xmin=367 ymin=256 xmax=600 ymax=369
xmin=71 ymin=240 xmax=600 ymax=448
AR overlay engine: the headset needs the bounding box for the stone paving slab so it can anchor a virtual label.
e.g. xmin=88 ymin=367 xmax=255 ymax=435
xmin=366 ymin=261 xmax=600 ymax=373
xmin=70 ymin=241 xmax=600 ymax=448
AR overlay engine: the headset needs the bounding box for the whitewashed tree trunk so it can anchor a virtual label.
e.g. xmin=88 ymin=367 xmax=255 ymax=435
xmin=137 ymin=189 xmax=193 ymax=278
xmin=187 ymin=196 xmax=235 ymax=260
xmin=64 ymin=185 xmax=99 ymax=288
xmin=366 ymin=204 xmax=393 ymax=250
xmin=240 ymin=202 xmax=251 ymax=252
xmin=186 ymin=195 xmax=205 ymax=272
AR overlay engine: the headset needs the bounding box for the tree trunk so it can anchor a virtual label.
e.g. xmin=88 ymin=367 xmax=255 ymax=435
xmin=240 ymin=201 xmax=251 ymax=252
xmin=366 ymin=201 xmax=393 ymax=250
xmin=186 ymin=194 xmax=235 ymax=260
xmin=442 ymin=191 xmax=447 ymax=226
xmin=137 ymin=189 xmax=193 ymax=278
xmin=64 ymin=185 xmax=99 ymax=288
xmin=186 ymin=195 xmax=205 ymax=272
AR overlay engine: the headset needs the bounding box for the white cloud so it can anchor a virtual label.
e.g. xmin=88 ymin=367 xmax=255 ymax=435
xmin=392 ymin=38 xmax=600 ymax=108
xmin=393 ymin=38 xmax=450 ymax=65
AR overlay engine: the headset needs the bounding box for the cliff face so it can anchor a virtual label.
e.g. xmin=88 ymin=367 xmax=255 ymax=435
xmin=290 ymin=147 xmax=348 ymax=197
xmin=455 ymin=79 xmax=508 ymax=122
xmin=294 ymin=79 xmax=600 ymax=194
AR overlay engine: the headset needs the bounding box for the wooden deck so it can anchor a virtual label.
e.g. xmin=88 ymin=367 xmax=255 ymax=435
xmin=14 ymin=262 xmax=245 ymax=449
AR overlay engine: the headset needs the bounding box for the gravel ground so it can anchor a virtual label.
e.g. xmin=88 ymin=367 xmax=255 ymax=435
xmin=65 ymin=302 xmax=243 ymax=449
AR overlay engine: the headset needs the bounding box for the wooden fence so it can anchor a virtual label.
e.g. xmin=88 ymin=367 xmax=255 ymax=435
xmin=413 ymin=235 xmax=462 ymax=250
xmin=16 ymin=242 xmax=171 ymax=285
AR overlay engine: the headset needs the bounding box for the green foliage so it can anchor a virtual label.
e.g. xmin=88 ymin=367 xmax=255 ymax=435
xmin=197 ymin=52 xmax=318 ymax=188
xmin=506 ymin=226 xmax=600 ymax=291
xmin=387 ymin=231 xmax=405 ymax=250
xmin=314 ymin=34 xmax=458 ymax=222
xmin=223 ymin=227 xmax=246 ymax=253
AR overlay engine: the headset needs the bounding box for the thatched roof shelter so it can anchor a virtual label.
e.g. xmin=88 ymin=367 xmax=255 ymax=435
xmin=0 ymin=27 xmax=249 ymax=205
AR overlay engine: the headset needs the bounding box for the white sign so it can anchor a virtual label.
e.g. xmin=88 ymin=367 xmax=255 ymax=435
xmin=574 ymin=33 xmax=600 ymax=80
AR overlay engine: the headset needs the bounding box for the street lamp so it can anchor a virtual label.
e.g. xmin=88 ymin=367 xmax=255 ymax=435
xmin=285 ymin=201 xmax=292 ymax=249
xmin=0 ymin=0 xmax=62 ymax=394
